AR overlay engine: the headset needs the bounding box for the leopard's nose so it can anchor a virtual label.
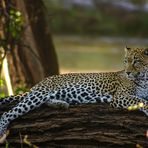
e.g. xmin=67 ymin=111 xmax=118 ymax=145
xmin=126 ymin=72 xmax=131 ymax=75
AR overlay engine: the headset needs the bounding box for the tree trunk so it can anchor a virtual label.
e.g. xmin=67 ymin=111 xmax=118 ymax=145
xmin=0 ymin=103 xmax=147 ymax=147
xmin=7 ymin=0 xmax=59 ymax=90
xmin=23 ymin=0 xmax=59 ymax=77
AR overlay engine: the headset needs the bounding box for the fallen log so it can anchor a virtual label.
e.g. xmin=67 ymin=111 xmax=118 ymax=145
xmin=0 ymin=103 xmax=147 ymax=147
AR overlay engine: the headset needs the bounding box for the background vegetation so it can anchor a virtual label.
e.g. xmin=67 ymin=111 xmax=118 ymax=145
xmin=46 ymin=0 xmax=148 ymax=37
xmin=1 ymin=0 xmax=148 ymax=94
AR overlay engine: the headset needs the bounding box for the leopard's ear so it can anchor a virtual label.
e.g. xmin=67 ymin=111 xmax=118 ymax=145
xmin=143 ymin=48 xmax=148 ymax=56
xmin=125 ymin=46 xmax=131 ymax=51
xmin=124 ymin=46 xmax=131 ymax=55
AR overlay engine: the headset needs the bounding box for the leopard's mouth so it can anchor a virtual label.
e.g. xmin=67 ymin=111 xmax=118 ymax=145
xmin=126 ymin=73 xmax=136 ymax=80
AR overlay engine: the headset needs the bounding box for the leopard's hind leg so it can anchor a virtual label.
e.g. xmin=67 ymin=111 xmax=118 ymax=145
xmin=0 ymin=90 xmax=50 ymax=136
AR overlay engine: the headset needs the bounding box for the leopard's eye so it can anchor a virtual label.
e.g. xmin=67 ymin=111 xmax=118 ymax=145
xmin=134 ymin=60 xmax=141 ymax=68
xmin=124 ymin=58 xmax=127 ymax=63
xmin=143 ymin=48 xmax=148 ymax=56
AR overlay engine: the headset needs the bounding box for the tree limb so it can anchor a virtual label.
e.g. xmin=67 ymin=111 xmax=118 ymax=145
xmin=0 ymin=103 xmax=147 ymax=147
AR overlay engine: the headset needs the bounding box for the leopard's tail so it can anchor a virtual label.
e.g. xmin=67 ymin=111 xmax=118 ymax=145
xmin=0 ymin=92 xmax=28 ymax=105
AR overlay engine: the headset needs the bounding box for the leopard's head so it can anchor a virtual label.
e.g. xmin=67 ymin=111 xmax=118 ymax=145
xmin=124 ymin=46 xmax=148 ymax=81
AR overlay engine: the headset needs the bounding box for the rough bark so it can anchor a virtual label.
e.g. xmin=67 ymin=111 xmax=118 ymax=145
xmin=0 ymin=103 xmax=147 ymax=148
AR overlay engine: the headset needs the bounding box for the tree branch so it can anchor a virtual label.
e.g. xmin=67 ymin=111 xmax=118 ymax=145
xmin=0 ymin=103 xmax=147 ymax=147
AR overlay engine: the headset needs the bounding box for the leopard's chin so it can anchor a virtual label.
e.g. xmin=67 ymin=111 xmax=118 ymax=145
xmin=126 ymin=75 xmax=136 ymax=81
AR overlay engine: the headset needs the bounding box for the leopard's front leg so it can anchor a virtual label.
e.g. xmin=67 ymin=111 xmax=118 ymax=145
xmin=110 ymin=93 xmax=148 ymax=116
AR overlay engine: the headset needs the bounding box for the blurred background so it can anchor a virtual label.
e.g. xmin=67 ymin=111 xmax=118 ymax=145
xmin=46 ymin=0 xmax=148 ymax=73
xmin=1 ymin=0 xmax=148 ymax=94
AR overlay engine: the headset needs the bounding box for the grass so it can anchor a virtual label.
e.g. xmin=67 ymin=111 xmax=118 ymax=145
xmin=53 ymin=35 xmax=148 ymax=73
xmin=53 ymin=36 xmax=124 ymax=73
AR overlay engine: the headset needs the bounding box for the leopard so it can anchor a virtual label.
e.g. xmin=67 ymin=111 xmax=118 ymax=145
xmin=0 ymin=46 xmax=148 ymax=140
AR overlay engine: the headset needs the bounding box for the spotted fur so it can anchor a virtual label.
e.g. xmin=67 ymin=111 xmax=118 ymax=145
xmin=0 ymin=47 xmax=148 ymax=137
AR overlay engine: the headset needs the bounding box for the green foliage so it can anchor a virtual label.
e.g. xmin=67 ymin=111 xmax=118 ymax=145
xmin=47 ymin=3 xmax=148 ymax=37
xmin=0 ymin=79 xmax=5 ymax=87
xmin=0 ymin=78 xmax=6 ymax=98
xmin=0 ymin=92 xmax=6 ymax=98
xmin=15 ymin=84 xmax=29 ymax=95
xmin=8 ymin=9 xmax=23 ymax=40
xmin=0 ymin=2 xmax=23 ymax=52
xmin=130 ymin=0 xmax=146 ymax=5
xmin=0 ymin=1 xmax=25 ymax=97
xmin=5 ymin=141 xmax=9 ymax=148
